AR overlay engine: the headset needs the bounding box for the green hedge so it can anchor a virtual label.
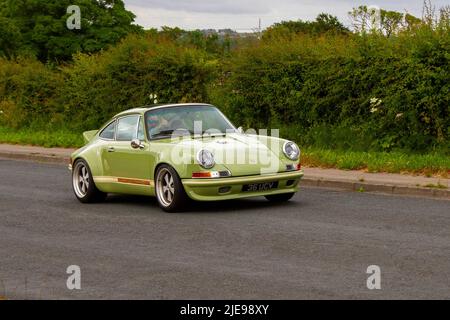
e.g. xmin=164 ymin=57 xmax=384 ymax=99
xmin=0 ymin=26 xmax=448 ymax=153
xmin=210 ymin=26 xmax=449 ymax=152
xmin=0 ymin=34 xmax=217 ymax=132
xmin=0 ymin=57 xmax=62 ymax=129
xmin=59 ymin=34 xmax=217 ymax=130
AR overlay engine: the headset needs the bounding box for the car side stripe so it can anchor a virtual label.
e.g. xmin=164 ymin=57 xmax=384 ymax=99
xmin=117 ymin=178 xmax=152 ymax=186
xmin=94 ymin=176 xmax=154 ymax=187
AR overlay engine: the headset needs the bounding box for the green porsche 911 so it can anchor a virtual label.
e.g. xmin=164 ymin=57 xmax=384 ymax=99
xmin=70 ymin=103 xmax=304 ymax=212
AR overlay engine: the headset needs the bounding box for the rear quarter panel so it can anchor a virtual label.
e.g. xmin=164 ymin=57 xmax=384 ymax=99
xmin=71 ymin=139 xmax=106 ymax=178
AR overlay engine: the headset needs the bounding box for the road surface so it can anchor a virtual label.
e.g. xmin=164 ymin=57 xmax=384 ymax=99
xmin=0 ymin=159 xmax=449 ymax=299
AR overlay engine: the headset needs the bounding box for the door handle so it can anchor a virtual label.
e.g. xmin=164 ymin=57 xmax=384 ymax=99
xmin=107 ymin=147 xmax=115 ymax=153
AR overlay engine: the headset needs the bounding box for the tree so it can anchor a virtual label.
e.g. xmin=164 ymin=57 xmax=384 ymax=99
xmin=0 ymin=17 xmax=23 ymax=58
xmin=349 ymin=5 xmax=422 ymax=36
xmin=159 ymin=26 xmax=185 ymax=41
xmin=0 ymin=0 xmax=142 ymax=61
xmin=403 ymin=13 xmax=422 ymax=31
xmin=380 ymin=10 xmax=404 ymax=37
xmin=349 ymin=6 xmax=375 ymax=33
xmin=314 ymin=13 xmax=349 ymax=34
xmin=263 ymin=13 xmax=349 ymax=39
xmin=438 ymin=5 xmax=450 ymax=30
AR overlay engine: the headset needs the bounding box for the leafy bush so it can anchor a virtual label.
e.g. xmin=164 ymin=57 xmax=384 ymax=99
xmin=0 ymin=57 xmax=62 ymax=128
xmin=211 ymin=24 xmax=449 ymax=153
xmin=59 ymin=34 xmax=217 ymax=130
xmin=0 ymin=11 xmax=448 ymax=155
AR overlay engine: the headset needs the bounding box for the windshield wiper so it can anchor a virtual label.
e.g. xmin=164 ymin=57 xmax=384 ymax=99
xmin=190 ymin=132 xmax=227 ymax=140
xmin=201 ymin=132 xmax=227 ymax=137
xmin=152 ymin=130 xmax=175 ymax=138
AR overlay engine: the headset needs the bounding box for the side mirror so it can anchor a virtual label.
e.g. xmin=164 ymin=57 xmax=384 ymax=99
xmin=237 ymin=127 xmax=244 ymax=134
xmin=131 ymin=139 xmax=145 ymax=150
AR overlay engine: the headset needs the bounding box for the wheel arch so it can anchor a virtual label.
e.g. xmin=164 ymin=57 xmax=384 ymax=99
xmin=154 ymin=162 xmax=180 ymax=179
xmin=73 ymin=156 xmax=87 ymax=165
xmin=72 ymin=153 xmax=102 ymax=178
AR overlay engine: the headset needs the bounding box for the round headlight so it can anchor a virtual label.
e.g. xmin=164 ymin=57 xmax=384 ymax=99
xmin=197 ymin=150 xmax=215 ymax=169
xmin=283 ymin=142 xmax=300 ymax=161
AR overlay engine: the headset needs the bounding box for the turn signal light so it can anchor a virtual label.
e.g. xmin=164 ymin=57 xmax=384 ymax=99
xmin=192 ymin=172 xmax=214 ymax=178
xmin=192 ymin=171 xmax=231 ymax=179
xmin=297 ymin=163 xmax=302 ymax=171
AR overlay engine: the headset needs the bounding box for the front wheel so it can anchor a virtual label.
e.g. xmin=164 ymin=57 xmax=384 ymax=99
xmin=265 ymin=192 xmax=296 ymax=202
xmin=155 ymin=165 xmax=189 ymax=212
xmin=72 ymin=159 xmax=107 ymax=203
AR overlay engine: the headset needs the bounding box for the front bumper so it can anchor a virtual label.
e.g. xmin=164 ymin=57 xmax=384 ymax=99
xmin=182 ymin=170 xmax=304 ymax=201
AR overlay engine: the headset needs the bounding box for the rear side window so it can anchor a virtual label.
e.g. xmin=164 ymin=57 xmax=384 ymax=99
xmin=117 ymin=115 xmax=140 ymax=141
xmin=99 ymin=121 xmax=116 ymax=140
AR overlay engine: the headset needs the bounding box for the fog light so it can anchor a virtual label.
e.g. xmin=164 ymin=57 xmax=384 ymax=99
xmin=286 ymin=180 xmax=295 ymax=187
xmin=286 ymin=164 xmax=296 ymax=171
xmin=218 ymin=186 xmax=231 ymax=194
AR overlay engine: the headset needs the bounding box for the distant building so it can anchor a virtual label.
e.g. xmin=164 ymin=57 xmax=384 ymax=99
xmin=199 ymin=28 xmax=256 ymax=39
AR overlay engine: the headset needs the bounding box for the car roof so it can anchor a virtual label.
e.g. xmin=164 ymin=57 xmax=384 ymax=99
xmin=115 ymin=103 xmax=214 ymax=117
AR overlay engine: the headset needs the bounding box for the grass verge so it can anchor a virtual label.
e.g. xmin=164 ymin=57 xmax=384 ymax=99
xmin=0 ymin=126 xmax=83 ymax=148
xmin=0 ymin=127 xmax=448 ymax=177
xmin=302 ymin=148 xmax=449 ymax=178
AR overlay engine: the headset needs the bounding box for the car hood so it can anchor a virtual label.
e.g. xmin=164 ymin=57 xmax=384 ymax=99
xmin=167 ymin=133 xmax=288 ymax=176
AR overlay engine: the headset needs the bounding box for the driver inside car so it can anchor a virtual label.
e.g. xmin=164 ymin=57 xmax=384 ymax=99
xmin=147 ymin=115 xmax=168 ymax=138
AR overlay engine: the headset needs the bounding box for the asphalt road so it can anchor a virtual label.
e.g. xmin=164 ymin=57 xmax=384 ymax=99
xmin=0 ymin=158 xmax=449 ymax=300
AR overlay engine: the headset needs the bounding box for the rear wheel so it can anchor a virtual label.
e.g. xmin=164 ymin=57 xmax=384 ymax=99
xmin=265 ymin=192 xmax=295 ymax=202
xmin=155 ymin=165 xmax=189 ymax=212
xmin=72 ymin=159 xmax=107 ymax=203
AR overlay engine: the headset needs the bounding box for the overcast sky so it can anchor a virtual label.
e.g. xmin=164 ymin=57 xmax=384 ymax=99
xmin=123 ymin=0 xmax=448 ymax=31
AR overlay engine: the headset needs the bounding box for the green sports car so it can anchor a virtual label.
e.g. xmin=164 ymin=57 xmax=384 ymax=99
xmin=70 ymin=103 xmax=304 ymax=212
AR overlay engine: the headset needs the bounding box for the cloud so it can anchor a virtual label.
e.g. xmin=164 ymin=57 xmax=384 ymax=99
xmin=124 ymin=0 xmax=449 ymax=30
xmin=125 ymin=0 xmax=271 ymax=14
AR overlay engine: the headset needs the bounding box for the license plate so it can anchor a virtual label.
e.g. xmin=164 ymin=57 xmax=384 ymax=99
xmin=243 ymin=181 xmax=279 ymax=192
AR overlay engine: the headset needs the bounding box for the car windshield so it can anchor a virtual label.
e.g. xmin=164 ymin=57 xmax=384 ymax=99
xmin=145 ymin=105 xmax=236 ymax=140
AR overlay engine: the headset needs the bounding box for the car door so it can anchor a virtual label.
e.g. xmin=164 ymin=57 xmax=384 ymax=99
xmin=103 ymin=115 xmax=154 ymax=195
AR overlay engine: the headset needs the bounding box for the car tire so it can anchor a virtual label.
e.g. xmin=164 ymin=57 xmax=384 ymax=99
xmin=155 ymin=165 xmax=189 ymax=212
xmin=72 ymin=159 xmax=107 ymax=203
xmin=265 ymin=192 xmax=295 ymax=202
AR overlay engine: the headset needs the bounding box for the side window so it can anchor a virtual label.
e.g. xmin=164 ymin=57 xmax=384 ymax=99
xmin=117 ymin=115 xmax=139 ymax=141
xmin=99 ymin=121 xmax=116 ymax=140
xmin=137 ymin=118 xmax=145 ymax=141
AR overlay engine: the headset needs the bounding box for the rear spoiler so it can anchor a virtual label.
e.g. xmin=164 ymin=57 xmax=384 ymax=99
xmin=83 ymin=130 xmax=98 ymax=144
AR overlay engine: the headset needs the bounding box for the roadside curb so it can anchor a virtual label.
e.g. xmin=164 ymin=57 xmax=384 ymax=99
xmin=1 ymin=148 xmax=448 ymax=200
xmin=0 ymin=150 xmax=70 ymax=164
xmin=302 ymin=178 xmax=449 ymax=199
